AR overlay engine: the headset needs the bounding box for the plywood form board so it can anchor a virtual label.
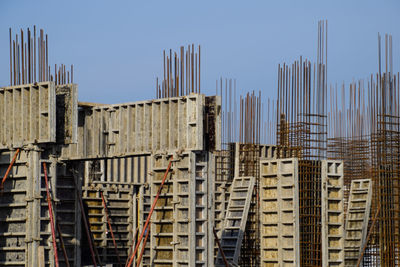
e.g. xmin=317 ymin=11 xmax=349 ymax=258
xmin=344 ymin=179 xmax=372 ymax=266
xmin=260 ymin=158 xmax=300 ymax=267
xmin=60 ymin=94 xmax=207 ymax=160
xmin=0 ymin=82 xmax=56 ymax=149
xmin=148 ymin=152 xmax=212 ymax=267
xmin=321 ymin=160 xmax=345 ymax=267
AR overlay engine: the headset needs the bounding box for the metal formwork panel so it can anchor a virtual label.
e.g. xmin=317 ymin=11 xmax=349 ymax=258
xmin=216 ymin=176 xmax=255 ymax=266
xmin=0 ymin=82 xmax=56 ymax=149
xmin=0 ymin=149 xmax=60 ymax=267
xmin=260 ymin=158 xmax=300 ymax=267
xmin=0 ymin=150 xmax=30 ymax=266
xmin=55 ymin=162 xmax=81 ymax=266
xmin=321 ymin=160 xmax=345 ymax=267
xmin=148 ymin=152 xmax=211 ymax=267
xmin=55 ymin=84 xmax=78 ymax=144
xmin=38 ymin=157 xmax=58 ymax=267
xmin=83 ymin=155 xmax=150 ymax=185
xmin=60 ymin=95 xmax=208 ymax=160
xmin=344 ymin=179 xmax=372 ymax=266
xmin=259 ymin=145 xmax=277 ymax=159
xmin=82 ymin=183 xmax=137 ymax=265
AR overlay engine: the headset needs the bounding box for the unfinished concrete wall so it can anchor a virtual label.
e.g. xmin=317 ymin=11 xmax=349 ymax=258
xmin=60 ymin=94 xmax=221 ymax=160
xmin=322 ymin=160 xmax=345 ymax=267
xmin=344 ymin=179 xmax=372 ymax=266
xmin=260 ymin=158 xmax=300 ymax=267
xmin=0 ymin=83 xmax=56 ymax=149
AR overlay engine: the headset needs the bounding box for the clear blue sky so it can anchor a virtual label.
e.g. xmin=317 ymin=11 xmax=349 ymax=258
xmin=0 ymin=0 xmax=399 ymax=104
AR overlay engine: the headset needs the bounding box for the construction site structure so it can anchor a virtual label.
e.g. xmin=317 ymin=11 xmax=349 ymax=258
xmin=2 ymin=20 xmax=400 ymax=266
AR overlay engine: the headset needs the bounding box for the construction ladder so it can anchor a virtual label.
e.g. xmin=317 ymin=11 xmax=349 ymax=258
xmin=344 ymin=179 xmax=372 ymax=266
xmin=215 ymin=176 xmax=255 ymax=267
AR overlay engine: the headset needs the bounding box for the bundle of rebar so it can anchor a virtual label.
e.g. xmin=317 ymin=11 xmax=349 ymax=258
xmin=275 ymin=20 xmax=328 ymax=267
xmin=276 ymin=21 xmax=327 ymax=160
xmin=156 ymin=44 xmax=200 ymax=98
xmin=364 ymin=34 xmax=400 ymax=266
xmin=326 ymin=32 xmax=400 ymax=266
xmin=8 ymin=27 xmax=73 ymax=86
xmin=327 ymin=81 xmax=371 ymax=221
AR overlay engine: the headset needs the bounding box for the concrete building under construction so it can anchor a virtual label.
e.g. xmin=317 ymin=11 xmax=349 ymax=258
xmin=1 ymin=21 xmax=399 ymax=266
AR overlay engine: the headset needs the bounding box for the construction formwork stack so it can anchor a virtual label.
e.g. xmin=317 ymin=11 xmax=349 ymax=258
xmin=259 ymin=158 xmax=345 ymax=267
xmin=0 ymin=74 xmax=222 ymax=266
xmin=0 ymin=80 xmax=79 ymax=266
xmin=66 ymin=94 xmax=220 ymax=266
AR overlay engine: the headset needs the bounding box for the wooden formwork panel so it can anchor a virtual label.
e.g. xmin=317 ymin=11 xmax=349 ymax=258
xmin=0 ymin=82 xmax=56 ymax=149
xmin=260 ymin=158 xmax=300 ymax=267
xmin=321 ymin=160 xmax=345 ymax=267
xmin=344 ymin=179 xmax=372 ymax=266
xmin=60 ymin=95 xmax=207 ymax=160
xmin=148 ymin=152 xmax=212 ymax=267
xmin=82 ymin=183 xmax=137 ymax=265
